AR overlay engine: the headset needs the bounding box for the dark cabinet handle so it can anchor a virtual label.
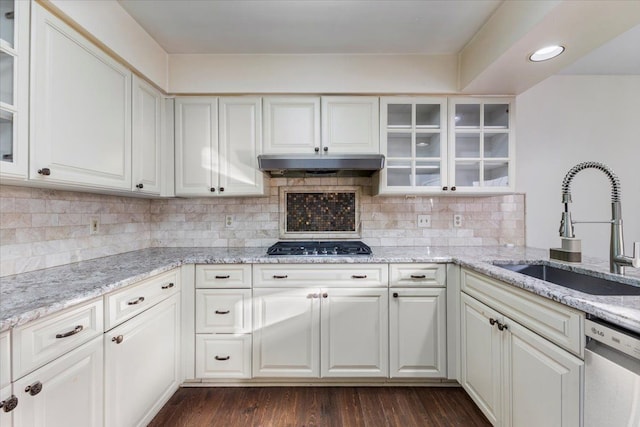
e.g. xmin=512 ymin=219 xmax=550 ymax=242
xmin=215 ymin=355 xmax=230 ymax=361
xmin=497 ymin=322 xmax=508 ymax=331
xmin=37 ymin=168 xmax=51 ymax=176
xmin=219 ymin=187 xmax=224 ymax=192
xmin=314 ymin=147 xmax=320 ymax=152
xmin=451 ymin=186 xmax=457 ymax=191
xmin=410 ymin=274 xmax=426 ymax=279
xmin=323 ymin=147 xmax=328 ymax=152
xmin=442 ymin=186 xmax=448 ymax=191
xmin=136 ymin=183 xmax=144 ymax=189
xmin=392 ymin=292 xmax=399 ymax=298
xmin=322 ymin=293 xmax=328 ymax=298
xmin=25 ymin=382 xmax=43 ymax=396
xmin=273 ymin=275 xmax=288 ymax=279
xmin=489 ymin=318 xmax=497 ymax=326
xmin=215 ymin=275 xmax=230 ymax=279
xmin=351 ymin=274 xmax=367 ymax=279
xmin=112 ymin=335 xmax=124 ymax=344
xmin=0 ymin=395 xmax=18 ymax=412
xmin=55 ymin=325 xmax=83 ymax=339
xmin=210 ymin=187 xmax=216 ymax=192
xmin=161 ymin=282 xmax=174 ymax=289
xmin=215 ymin=310 xmax=230 ymax=315
xmin=127 ymin=296 xmax=145 ymax=305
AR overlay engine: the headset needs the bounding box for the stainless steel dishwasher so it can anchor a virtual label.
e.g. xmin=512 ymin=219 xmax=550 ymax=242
xmin=584 ymin=318 xmax=640 ymax=427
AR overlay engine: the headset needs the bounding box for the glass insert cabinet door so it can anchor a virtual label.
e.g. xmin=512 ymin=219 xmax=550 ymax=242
xmin=0 ymin=0 xmax=29 ymax=180
xmin=449 ymin=98 xmax=514 ymax=191
xmin=379 ymin=97 xmax=448 ymax=193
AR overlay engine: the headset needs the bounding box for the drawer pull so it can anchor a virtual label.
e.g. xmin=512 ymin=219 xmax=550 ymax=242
xmin=25 ymin=382 xmax=42 ymax=396
xmin=393 ymin=292 xmax=399 ymax=298
xmin=215 ymin=355 xmax=230 ymax=361
xmin=215 ymin=275 xmax=231 ymax=279
xmin=410 ymin=274 xmax=426 ymax=279
xmin=112 ymin=335 xmax=124 ymax=344
xmin=351 ymin=274 xmax=367 ymax=279
xmin=127 ymin=296 xmax=145 ymax=305
xmin=215 ymin=310 xmax=230 ymax=315
xmin=55 ymin=325 xmax=83 ymax=339
xmin=0 ymin=395 xmax=18 ymax=413
xmin=161 ymin=282 xmax=175 ymax=289
xmin=273 ymin=275 xmax=288 ymax=279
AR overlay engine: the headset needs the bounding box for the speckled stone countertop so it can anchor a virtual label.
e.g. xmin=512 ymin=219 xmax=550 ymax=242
xmin=1 ymin=246 xmax=639 ymax=333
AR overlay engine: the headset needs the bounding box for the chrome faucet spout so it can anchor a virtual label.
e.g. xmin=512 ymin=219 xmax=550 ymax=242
xmin=558 ymin=162 xmax=638 ymax=275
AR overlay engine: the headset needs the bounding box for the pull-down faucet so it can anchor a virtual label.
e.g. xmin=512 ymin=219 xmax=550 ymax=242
xmin=559 ymin=161 xmax=639 ymax=275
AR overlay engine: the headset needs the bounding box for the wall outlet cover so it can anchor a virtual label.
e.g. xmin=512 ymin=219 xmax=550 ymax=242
xmin=453 ymin=214 xmax=463 ymax=228
xmin=417 ymin=214 xmax=431 ymax=228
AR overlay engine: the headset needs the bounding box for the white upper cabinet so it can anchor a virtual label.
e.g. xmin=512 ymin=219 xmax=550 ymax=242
xmin=0 ymin=0 xmax=29 ymax=181
xmin=30 ymin=3 xmax=132 ymax=190
xmin=449 ymin=97 xmax=515 ymax=192
xmin=377 ymin=97 xmax=448 ymax=194
xmin=175 ymin=96 xmax=264 ymax=197
xmin=321 ymin=96 xmax=379 ymax=154
xmin=263 ymin=96 xmax=320 ymax=154
xmin=132 ymin=75 xmax=163 ymax=195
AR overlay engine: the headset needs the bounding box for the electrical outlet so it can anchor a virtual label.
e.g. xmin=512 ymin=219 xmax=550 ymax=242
xmin=453 ymin=214 xmax=463 ymax=228
xmin=225 ymin=215 xmax=233 ymax=228
xmin=417 ymin=214 xmax=431 ymax=228
xmin=90 ymin=217 xmax=99 ymax=235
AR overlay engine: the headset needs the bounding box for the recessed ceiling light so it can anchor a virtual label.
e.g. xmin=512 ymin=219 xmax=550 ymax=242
xmin=529 ymin=45 xmax=565 ymax=62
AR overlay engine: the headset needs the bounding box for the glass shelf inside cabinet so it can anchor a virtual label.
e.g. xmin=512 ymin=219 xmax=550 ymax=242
xmin=0 ymin=0 xmax=15 ymax=49
xmin=386 ymin=159 xmax=411 ymax=187
xmin=484 ymin=162 xmax=509 ymax=187
xmin=416 ymin=133 xmax=440 ymax=158
xmin=388 ymin=133 xmax=412 ymax=157
xmin=416 ymin=161 xmax=441 ymax=187
xmin=455 ymin=162 xmax=480 ymax=187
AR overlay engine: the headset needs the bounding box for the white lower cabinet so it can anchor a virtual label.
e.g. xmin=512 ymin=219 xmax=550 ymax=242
xmin=389 ymin=288 xmax=446 ymax=378
xmin=12 ymin=335 xmax=103 ymax=427
xmin=461 ymin=293 xmax=583 ymax=427
xmin=104 ymin=294 xmax=181 ymax=427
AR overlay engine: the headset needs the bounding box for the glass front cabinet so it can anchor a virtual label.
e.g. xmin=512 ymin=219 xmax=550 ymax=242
xmin=375 ymin=96 xmax=514 ymax=195
xmin=0 ymin=0 xmax=29 ymax=181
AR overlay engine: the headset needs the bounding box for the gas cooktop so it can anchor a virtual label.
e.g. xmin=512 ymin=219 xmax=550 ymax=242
xmin=267 ymin=241 xmax=372 ymax=256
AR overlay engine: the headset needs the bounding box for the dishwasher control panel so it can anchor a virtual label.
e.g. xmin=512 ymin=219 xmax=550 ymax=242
xmin=585 ymin=318 xmax=640 ymax=359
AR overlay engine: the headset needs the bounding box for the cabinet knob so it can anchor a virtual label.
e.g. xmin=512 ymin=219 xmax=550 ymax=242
xmin=55 ymin=325 xmax=83 ymax=339
xmin=37 ymin=168 xmax=51 ymax=176
xmin=0 ymin=395 xmax=18 ymax=413
xmin=214 ymin=355 xmax=230 ymax=361
xmin=127 ymin=296 xmax=145 ymax=305
xmin=322 ymin=293 xmax=328 ymax=298
xmin=136 ymin=183 xmax=144 ymax=189
xmin=451 ymin=186 xmax=457 ymax=191
xmin=497 ymin=322 xmax=508 ymax=331
xmin=314 ymin=147 xmax=320 ymax=153
xmin=442 ymin=186 xmax=448 ymax=191
xmin=161 ymin=282 xmax=174 ymax=290
xmin=489 ymin=318 xmax=497 ymax=326
xmin=392 ymin=292 xmax=399 ymax=298
xmin=219 ymin=187 xmax=225 ymax=192
xmin=112 ymin=335 xmax=124 ymax=344
xmin=25 ymin=382 xmax=43 ymax=396
xmin=323 ymin=147 xmax=328 ymax=152
xmin=210 ymin=187 xmax=216 ymax=192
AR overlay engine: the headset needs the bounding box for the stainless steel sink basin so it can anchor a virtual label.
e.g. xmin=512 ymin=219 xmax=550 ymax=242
xmin=495 ymin=263 xmax=640 ymax=296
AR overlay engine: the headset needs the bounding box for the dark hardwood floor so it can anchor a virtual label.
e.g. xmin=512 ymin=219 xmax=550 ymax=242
xmin=148 ymin=386 xmax=491 ymax=427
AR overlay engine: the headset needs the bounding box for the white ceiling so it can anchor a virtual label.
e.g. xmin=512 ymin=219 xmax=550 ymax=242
xmin=117 ymin=0 xmax=502 ymax=54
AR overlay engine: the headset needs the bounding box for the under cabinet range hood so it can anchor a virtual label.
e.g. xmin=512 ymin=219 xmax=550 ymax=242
xmin=257 ymin=153 xmax=385 ymax=177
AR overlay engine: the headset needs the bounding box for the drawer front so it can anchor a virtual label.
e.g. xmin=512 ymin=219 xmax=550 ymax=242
xmin=461 ymin=269 xmax=584 ymax=356
xmin=0 ymin=331 xmax=10 ymax=388
xmin=196 ymin=289 xmax=252 ymax=333
xmin=196 ymin=334 xmax=251 ymax=379
xmin=253 ymin=264 xmax=388 ymax=287
xmin=105 ymin=269 xmax=180 ymax=330
xmin=196 ymin=264 xmax=252 ymax=288
xmin=12 ymin=298 xmax=103 ymax=379
xmin=389 ymin=263 xmax=446 ymax=287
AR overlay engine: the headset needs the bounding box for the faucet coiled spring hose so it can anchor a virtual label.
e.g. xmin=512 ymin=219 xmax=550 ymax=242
xmin=561 ymin=161 xmax=621 ymax=203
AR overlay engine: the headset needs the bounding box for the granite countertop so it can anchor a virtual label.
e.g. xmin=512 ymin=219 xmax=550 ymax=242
xmin=1 ymin=246 xmax=639 ymax=334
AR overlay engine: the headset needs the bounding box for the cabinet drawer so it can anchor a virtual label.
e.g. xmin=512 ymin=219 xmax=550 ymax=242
xmin=196 ymin=334 xmax=251 ymax=379
xmin=389 ymin=264 xmax=446 ymax=287
xmin=253 ymin=264 xmax=388 ymax=287
xmin=196 ymin=264 xmax=252 ymax=288
xmin=12 ymin=298 xmax=103 ymax=379
xmin=105 ymin=269 xmax=180 ymax=330
xmin=0 ymin=331 xmax=10 ymax=388
xmin=461 ymin=269 xmax=584 ymax=356
xmin=196 ymin=289 xmax=252 ymax=333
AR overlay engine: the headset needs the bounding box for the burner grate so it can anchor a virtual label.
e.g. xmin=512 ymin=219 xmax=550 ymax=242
xmin=267 ymin=241 xmax=372 ymax=256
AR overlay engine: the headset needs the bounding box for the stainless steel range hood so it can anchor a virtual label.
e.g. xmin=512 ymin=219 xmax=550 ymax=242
xmin=258 ymin=153 xmax=385 ymax=177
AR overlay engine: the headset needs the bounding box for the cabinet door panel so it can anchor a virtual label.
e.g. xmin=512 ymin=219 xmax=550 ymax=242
xmin=196 ymin=289 xmax=251 ymax=333
xmin=104 ymin=295 xmax=180 ymax=427
xmin=132 ymin=76 xmax=162 ymax=194
xmin=321 ymin=96 xmax=379 ymax=154
xmin=263 ymin=97 xmax=320 ymax=153
xmin=321 ymin=288 xmax=388 ymax=377
xmin=30 ymin=4 xmax=131 ymax=190
xmin=253 ymin=288 xmax=320 ymax=377
xmin=218 ymin=97 xmax=263 ymax=195
xmin=389 ymin=288 xmax=446 ymax=378
xmin=460 ymin=294 xmax=502 ymax=425
xmin=13 ymin=336 xmax=103 ymax=427
xmin=175 ymin=98 xmax=218 ymax=196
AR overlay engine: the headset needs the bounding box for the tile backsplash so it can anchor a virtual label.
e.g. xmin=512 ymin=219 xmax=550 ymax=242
xmin=1 ymin=179 xmax=525 ymax=276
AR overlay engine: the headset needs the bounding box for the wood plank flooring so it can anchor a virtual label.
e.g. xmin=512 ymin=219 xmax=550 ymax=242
xmin=148 ymin=386 xmax=491 ymax=427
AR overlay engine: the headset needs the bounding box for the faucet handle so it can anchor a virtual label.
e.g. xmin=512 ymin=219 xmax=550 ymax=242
xmin=632 ymin=242 xmax=640 ymax=268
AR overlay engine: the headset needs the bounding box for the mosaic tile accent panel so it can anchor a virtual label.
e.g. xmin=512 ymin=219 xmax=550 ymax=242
xmin=286 ymin=192 xmax=356 ymax=232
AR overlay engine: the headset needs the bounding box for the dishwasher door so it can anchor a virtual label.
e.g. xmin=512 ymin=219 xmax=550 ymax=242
xmin=584 ymin=340 xmax=640 ymax=427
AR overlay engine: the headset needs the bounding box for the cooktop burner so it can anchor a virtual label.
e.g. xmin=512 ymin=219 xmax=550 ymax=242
xmin=267 ymin=241 xmax=372 ymax=256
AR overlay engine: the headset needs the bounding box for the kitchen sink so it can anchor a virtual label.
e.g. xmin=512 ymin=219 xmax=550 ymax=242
xmin=495 ymin=263 xmax=640 ymax=296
